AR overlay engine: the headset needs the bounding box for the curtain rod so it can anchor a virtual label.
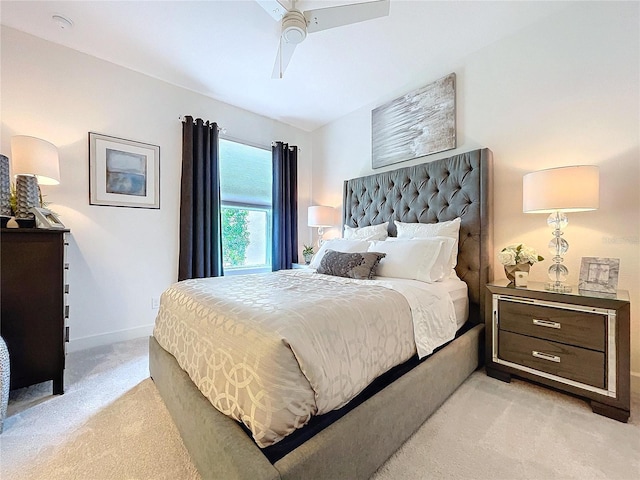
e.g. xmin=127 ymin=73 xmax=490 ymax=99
xmin=178 ymin=116 xmax=226 ymax=133
xmin=178 ymin=117 xmax=301 ymax=152
xmin=271 ymin=141 xmax=301 ymax=152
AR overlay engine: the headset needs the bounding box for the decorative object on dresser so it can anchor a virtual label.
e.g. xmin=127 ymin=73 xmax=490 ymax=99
xmin=578 ymin=257 xmax=620 ymax=296
xmin=372 ymin=73 xmax=456 ymax=169
xmin=523 ymin=165 xmax=599 ymax=292
xmin=0 ymin=228 xmax=71 ymax=395
xmin=0 ymin=336 xmax=9 ymax=433
xmin=486 ymin=280 xmax=630 ymax=423
xmin=0 ymin=154 xmax=11 ymax=227
xmin=497 ymin=243 xmax=544 ymax=284
xmin=307 ymin=205 xmax=333 ymax=247
xmin=31 ymin=206 xmax=66 ymax=229
xmin=10 ymin=135 xmax=61 ymax=228
xmin=89 ymin=132 xmax=160 ymax=209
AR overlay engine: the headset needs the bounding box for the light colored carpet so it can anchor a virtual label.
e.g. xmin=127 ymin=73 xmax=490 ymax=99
xmin=1 ymin=337 xmax=638 ymax=480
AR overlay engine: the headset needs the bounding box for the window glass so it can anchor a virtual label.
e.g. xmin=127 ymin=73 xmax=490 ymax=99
xmin=219 ymin=139 xmax=272 ymax=271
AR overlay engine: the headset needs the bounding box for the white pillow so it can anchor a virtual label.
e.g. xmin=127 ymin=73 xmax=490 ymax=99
xmin=343 ymin=222 xmax=389 ymax=241
xmin=395 ymin=218 xmax=461 ymax=275
xmin=309 ymin=238 xmax=371 ymax=269
xmin=368 ymin=237 xmax=456 ymax=283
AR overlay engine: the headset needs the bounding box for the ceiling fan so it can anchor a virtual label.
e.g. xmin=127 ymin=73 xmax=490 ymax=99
xmin=256 ymin=0 xmax=390 ymax=78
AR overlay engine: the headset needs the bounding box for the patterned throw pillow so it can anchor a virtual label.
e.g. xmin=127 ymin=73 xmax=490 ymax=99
xmin=316 ymin=250 xmax=386 ymax=280
xmin=343 ymin=222 xmax=389 ymax=241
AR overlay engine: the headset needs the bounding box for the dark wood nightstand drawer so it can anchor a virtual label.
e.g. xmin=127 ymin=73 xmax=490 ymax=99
xmin=499 ymin=331 xmax=605 ymax=389
xmin=499 ymin=301 xmax=605 ymax=351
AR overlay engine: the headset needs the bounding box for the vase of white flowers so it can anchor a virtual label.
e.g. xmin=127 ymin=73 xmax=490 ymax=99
xmin=498 ymin=244 xmax=544 ymax=283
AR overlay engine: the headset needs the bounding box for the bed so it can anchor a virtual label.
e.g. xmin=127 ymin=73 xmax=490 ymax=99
xmin=149 ymin=148 xmax=493 ymax=479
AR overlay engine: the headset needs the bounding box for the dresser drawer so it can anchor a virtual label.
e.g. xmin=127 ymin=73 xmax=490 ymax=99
xmin=499 ymin=331 xmax=605 ymax=389
xmin=499 ymin=301 xmax=605 ymax=351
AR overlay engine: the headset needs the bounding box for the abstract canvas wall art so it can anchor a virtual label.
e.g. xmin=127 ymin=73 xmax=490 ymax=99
xmin=372 ymin=73 xmax=456 ymax=169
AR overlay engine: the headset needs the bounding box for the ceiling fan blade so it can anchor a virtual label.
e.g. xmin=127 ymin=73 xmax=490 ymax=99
xmin=304 ymin=0 xmax=390 ymax=34
xmin=271 ymin=37 xmax=298 ymax=79
xmin=255 ymin=0 xmax=292 ymax=21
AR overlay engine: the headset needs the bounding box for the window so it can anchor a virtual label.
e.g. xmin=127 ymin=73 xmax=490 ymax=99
xmin=219 ymin=138 xmax=272 ymax=273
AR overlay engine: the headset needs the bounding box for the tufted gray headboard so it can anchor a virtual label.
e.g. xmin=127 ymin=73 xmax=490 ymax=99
xmin=343 ymin=148 xmax=493 ymax=325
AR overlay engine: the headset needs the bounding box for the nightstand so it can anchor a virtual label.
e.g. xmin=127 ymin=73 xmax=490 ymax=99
xmin=485 ymin=280 xmax=630 ymax=422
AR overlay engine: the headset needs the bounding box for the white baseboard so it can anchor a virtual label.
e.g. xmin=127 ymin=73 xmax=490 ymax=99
xmin=632 ymin=371 xmax=640 ymax=395
xmin=67 ymin=324 xmax=154 ymax=353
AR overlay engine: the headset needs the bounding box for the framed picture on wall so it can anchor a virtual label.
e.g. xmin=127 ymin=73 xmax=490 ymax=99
xmin=89 ymin=132 xmax=160 ymax=209
xmin=578 ymin=256 xmax=620 ymax=295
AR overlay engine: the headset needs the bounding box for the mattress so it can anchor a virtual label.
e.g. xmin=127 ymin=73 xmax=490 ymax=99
xmin=442 ymin=276 xmax=469 ymax=329
xmin=153 ymin=270 xmax=458 ymax=448
xmin=301 ymin=269 xmax=469 ymax=328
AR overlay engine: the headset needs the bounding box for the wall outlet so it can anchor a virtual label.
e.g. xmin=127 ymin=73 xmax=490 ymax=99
xmin=151 ymin=297 xmax=160 ymax=309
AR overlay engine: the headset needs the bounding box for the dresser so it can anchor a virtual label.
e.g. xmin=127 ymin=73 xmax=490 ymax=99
xmin=485 ymin=281 xmax=630 ymax=422
xmin=0 ymin=228 xmax=70 ymax=394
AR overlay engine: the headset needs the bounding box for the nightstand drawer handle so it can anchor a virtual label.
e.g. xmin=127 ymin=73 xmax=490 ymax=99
xmin=532 ymin=351 xmax=561 ymax=363
xmin=532 ymin=319 xmax=561 ymax=329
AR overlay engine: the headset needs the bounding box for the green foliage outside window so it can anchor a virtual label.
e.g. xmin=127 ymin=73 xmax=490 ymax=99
xmin=222 ymin=208 xmax=250 ymax=267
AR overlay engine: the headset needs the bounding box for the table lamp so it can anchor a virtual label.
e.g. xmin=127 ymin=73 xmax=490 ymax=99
xmin=523 ymin=165 xmax=599 ymax=292
xmin=308 ymin=205 xmax=334 ymax=247
xmin=10 ymin=136 xmax=60 ymax=226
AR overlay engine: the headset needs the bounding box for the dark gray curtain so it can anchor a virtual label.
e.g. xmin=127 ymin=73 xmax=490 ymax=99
xmin=178 ymin=116 xmax=223 ymax=280
xmin=272 ymin=142 xmax=298 ymax=271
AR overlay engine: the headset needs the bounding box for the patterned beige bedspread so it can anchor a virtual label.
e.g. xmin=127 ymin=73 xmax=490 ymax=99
xmin=153 ymin=270 xmax=449 ymax=447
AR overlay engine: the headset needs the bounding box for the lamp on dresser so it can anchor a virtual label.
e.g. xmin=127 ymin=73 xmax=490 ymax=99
xmin=10 ymin=135 xmax=60 ymax=227
xmin=308 ymin=205 xmax=334 ymax=247
xmin=523 ymin=165 xmax=599 ymax=292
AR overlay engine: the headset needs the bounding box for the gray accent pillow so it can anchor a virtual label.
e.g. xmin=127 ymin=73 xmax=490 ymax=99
xmin=316 ymin=250 xmax=386 ymax=280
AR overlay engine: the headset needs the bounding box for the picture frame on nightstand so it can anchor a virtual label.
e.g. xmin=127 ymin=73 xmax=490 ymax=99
xmin=578 ymin=256 xmax=620 ymax=295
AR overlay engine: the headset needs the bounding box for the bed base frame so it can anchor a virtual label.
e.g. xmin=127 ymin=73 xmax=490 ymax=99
xmin=150 ymin=148 xmax=493 ymax=479
xmin=149 ymin=325 xmax=482 ymax=480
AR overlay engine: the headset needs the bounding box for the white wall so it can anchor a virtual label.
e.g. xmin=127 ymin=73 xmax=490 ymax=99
xmin=1 ymin=27 xmax=313 ymax=351
xmin=312 ymin=2 xmax=640 ymax=374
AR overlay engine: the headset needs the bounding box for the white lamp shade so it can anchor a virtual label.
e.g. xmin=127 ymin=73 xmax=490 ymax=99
xmin=523 ymin=165 xmax=599 ymax=213
xmin=11 ymin=135 xmax=60 ymax=185
xmin=308 ymin=205 xmax=334 ymax=227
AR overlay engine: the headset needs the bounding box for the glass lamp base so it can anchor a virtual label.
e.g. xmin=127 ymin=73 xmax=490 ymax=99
xmin=545 ymin=282 xmax=572 ymax=293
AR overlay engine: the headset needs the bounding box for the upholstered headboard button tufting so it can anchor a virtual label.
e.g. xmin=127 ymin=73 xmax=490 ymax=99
xmin=343 ymin=149 xmax=493 ymax=324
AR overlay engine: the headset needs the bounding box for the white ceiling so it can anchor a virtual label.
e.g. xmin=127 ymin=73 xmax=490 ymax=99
xmin=1 ymin=0 xmax=569 ymax=132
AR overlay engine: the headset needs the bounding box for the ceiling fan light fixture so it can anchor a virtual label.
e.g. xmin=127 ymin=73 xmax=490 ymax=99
xmin=260 ymin=0 xmax=390 ymax=78
xmin=281 ymin=11 xmax=307 ymax=44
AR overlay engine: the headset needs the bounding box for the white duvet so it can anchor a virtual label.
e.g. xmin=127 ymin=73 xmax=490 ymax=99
xmin=153 ymin=270 xmax=457 ymax=447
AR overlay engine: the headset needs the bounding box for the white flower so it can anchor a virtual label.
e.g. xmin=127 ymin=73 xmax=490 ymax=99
xmin=498 ymin=243 xmax=543 ymax=266
xmin=498 ymin=250 xmax=517 ymax=266
xmin=519 ymin=246 xmax=538 ymax=264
